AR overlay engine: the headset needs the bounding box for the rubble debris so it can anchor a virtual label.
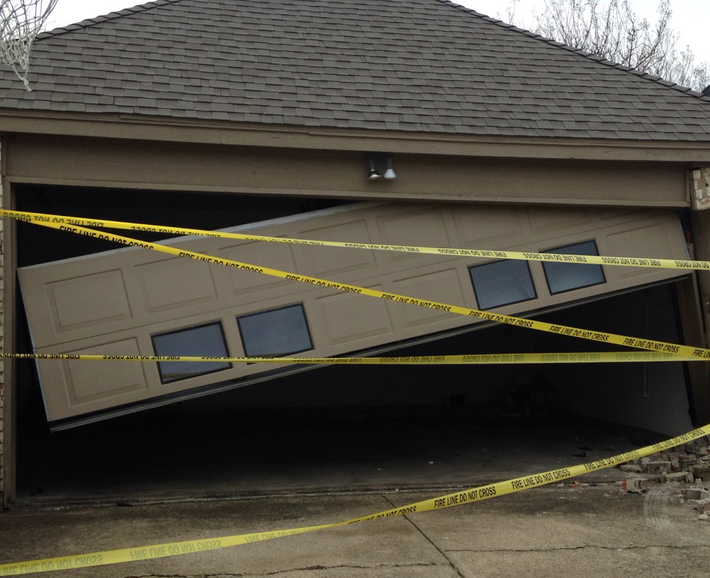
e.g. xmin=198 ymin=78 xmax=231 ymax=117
xmin=686 ymin=488 xmax=707 ymax=501
xmin=662 ymin=472 xmax=693 ymax=484
xmin=643 ymin=461 xmax=671 ymax=474
xmin=689 ymin=465 xmax=710 ymax=483
xmin=611 ymin=435 xmax=710 ymax=510
xmin=693 ymin=498 xmax=710 ymax=513
xmin=625 ymin=478 xmax=648 ymax=494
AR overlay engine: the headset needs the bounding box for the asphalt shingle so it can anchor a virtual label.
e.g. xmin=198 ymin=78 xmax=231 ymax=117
xmin=0 ymin=0 xmax=709 ymax=140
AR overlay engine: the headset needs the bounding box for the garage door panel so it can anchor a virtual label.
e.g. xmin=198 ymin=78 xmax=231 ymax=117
xmin=606 ymin=223 xmax=680 ymax=282
xmin=36 ymin=338 xmax=148 ymax=421
xmin=216 ymin=240 xmax=299 ymax=297
xmin=391 ymin=269 xmax=468 ymax=328
xmin=136 ymin=257 xmax=218 ymax=314
xmin=51 ymin=269 xmax=131 ymax=330
xmin=66 ymin=344 xmax=147 ymax=400
xmin=529 ymin=207 xmax=595 ymax=235
xmin=299 ymin=219 xmax=376 ymax=276
xmin=376 ymin=208 xmax=451 ymax=265
xmin=30 ymin=268 xmax=133 ymax=341
xmin=19 ymin=202 xmax=690 ymax=425
xmin=453 ymin=206 xmax=528 ymax=247
xmin=315 ymin=286 xmax=394 ymax=347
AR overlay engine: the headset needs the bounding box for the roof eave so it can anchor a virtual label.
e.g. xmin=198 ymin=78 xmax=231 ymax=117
xmin=2 ymin=109 xmax=710 ymax=164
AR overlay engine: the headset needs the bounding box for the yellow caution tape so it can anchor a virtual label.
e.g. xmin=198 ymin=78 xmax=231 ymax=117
xmin=1 ymin=424 xmax=707 ymax=575
xmin=1 ymin=208 xmax=707 ymax=271
xmin=16 ymin=219 xmax=710 ymax=360
xmin=0 ymin=351 xmax=700 ymax=365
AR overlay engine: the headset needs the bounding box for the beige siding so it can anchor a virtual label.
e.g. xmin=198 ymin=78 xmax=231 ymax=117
xmin=0 ymin=137 xmax=5 ymax=501
xmin=5 ymin=135 xmax=689 ymax=208
xmin=19 ymin=202 xmax=689 ymax=425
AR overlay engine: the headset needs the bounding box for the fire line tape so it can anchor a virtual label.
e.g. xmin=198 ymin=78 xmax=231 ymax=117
xmin=0 ymin=351 xmax=701 ymax=365
xmin=1 ymin=208 xmax=707 ymax=271
xmin=1 ymin=424 xmax=708 ymax=575
xmin=17 ymin=218 xmax=710 ymax=360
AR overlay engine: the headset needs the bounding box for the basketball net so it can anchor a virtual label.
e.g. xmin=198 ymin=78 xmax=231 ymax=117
xmin=0 ymin=0 xmax=58 ymax=91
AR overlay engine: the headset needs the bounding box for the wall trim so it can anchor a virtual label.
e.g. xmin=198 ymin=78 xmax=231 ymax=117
xmin=1 ymin=111 xmax=710 ymax=163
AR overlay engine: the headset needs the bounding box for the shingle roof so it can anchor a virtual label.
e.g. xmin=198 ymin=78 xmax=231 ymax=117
xmin=1 ymin=0 xmax=710 ymax=141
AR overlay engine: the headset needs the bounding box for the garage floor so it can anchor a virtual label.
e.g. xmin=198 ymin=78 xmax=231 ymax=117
xmin=14 ymin=407 xmax=663 ymax=509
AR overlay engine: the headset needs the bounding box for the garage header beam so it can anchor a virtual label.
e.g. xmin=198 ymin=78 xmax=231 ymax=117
xmin=5 ymin=134 xmax=690 ymax=209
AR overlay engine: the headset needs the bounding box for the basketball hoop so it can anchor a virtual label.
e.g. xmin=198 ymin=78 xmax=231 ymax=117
xmin=1 ymin=0 xmax=58 ymax=91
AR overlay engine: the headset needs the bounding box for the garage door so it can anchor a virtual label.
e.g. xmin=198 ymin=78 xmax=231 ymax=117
xmin=19 ymin=202 xmax=689 ymax=426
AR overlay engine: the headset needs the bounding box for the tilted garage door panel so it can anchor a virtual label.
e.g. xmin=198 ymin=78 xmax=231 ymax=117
xmin=606 ymin=224 xmax=679 ymax=282
xmin=19 ymin=202 xmax=688 ymax=423
xmin=136 ymin=257 xmax=219 ymax=314
xmin=315 ymin=286 xmax=394 ymax=346
xmin=392 ymin=269 xmax=467 ymax=329
xmin=46 ymin=269 xmax=132 ymax=332
xmin=300 ymin=220 xmax=377 ymax=276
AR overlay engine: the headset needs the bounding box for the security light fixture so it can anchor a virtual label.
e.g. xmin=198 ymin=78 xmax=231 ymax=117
xmin=383 ymin=156 xmax=396 ymax=179
xmin=367 ymin=153 xmax=396 ymax=181
xmin=367 ymin=154 xmax=382 ymax=180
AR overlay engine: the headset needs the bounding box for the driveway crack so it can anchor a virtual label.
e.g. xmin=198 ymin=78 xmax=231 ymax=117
xmin=382 ymin=495 xmax=466 ymax=578
xmin=444 ymin=544 xmax=710 ymax=553
xmin=125 ymin=562 xmax=446 ymax=578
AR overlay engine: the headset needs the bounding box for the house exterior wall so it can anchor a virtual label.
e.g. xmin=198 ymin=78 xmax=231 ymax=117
xmin=0 ymin=137 xmax=5 ymax=505
xmin=1 ymin=129 xmax=706 ymax=504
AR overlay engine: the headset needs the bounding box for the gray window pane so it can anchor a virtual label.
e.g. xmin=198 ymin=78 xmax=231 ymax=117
xmin=543 ymin=241 xmax=606 ymax=295
xmin=153 ymin=322 xmax=231 ymax=383
xmin=238 ymin=304 xmax=313 ymax=357
xmin=469 ymin=260 xmax=537 ymax=310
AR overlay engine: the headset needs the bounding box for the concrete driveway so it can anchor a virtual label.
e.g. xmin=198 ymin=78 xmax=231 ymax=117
xmin=7 ymin=411 xmax=710 ymax=576
xmin=2 ymin=482 xmax=710 ymax=577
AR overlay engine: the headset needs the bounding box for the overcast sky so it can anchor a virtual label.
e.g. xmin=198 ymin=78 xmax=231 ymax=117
xmin=46 ymin=0 xmax=710 ymax=64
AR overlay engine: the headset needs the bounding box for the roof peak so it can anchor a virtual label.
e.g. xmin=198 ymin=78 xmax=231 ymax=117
xmin=33 ymin=0 xmax=710 ymax=101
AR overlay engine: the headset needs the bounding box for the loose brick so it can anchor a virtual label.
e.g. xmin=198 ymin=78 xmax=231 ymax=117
xmin=687 ymin=488 xmax=704 ymax=500
xmin=643 ymin=461 xmax=671 ymax=474
xmin=625 ymin=478 xmax=649 ymax=493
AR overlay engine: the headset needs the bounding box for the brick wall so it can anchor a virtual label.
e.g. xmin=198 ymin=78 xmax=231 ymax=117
xmin=692 ymin=168 xmax=710 ymax=210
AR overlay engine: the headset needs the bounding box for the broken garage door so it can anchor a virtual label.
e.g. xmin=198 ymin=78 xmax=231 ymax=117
xmin=19 ymin=202 xmax=689 ymax=426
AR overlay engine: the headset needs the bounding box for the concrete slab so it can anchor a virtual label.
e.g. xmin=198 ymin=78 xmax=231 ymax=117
xmin=2 ymin=486 xmax=710 ymax=577
xmin=448 ymin=548 xmax=710 ymax=578
xmin=388 ymin=485 xmax=710 ymax=550
xmin=10 ymin=410 xmax=706 ymax=575
xmin=395 ymin=485 xmax=710 ymax=578
xmin=1 ymin=495 xmax=452 ymax=577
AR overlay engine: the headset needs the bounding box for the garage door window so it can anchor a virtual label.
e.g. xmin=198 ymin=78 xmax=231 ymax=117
xmin=469 ymin=260 xmax=537 ymax=310
xmin=152 ymin=322 xmax=232 ymax=383
xmin=542 ymin=240 xmax=606 ymax=295
xmin=238 ymin=304 xmax=313 ymax=357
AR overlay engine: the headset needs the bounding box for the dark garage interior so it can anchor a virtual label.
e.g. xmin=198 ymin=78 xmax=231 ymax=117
xmin=11 ymin=185 xmax=696 ymax=506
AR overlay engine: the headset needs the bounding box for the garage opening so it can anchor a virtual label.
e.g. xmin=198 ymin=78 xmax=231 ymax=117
xmin=12 ymin=184 xmax=699 ymax=505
